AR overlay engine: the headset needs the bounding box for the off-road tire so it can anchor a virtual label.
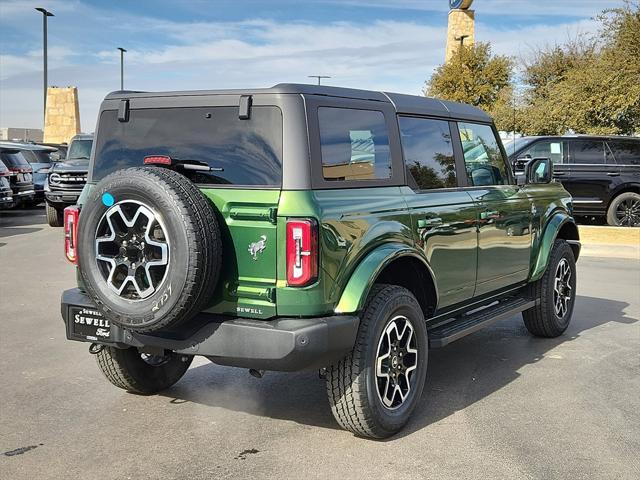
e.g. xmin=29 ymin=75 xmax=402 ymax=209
xmin=77 ymin=167 xmax=222 ymax=332
xmin=606 ymin=192 xmax=640 ymax=227
xmin=46 ymin=203 xmax=63 ymax=227
xmin=326 ymin=284 xmax=428 ymax=439
xmin=523 ymin=239 xmax=576 ymax=337
xmin=95 ymin=347 xmax=192 ymax=394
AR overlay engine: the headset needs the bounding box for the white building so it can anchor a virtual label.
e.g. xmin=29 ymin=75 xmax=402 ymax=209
xmin=0 ymin=127 xmax=44 ymax=142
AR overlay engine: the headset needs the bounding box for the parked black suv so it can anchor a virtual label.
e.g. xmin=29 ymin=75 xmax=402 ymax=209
xmin=45 ymin=134 xmax=93 ymax=226
xmin=0 ymin=147 xmax=35 ymax=206
xmin=506 ymin=135 xmax=640 ymax=226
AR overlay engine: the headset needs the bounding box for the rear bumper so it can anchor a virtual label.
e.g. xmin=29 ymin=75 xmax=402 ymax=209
xmin=61 ymin=288 xmax=359 ymax=372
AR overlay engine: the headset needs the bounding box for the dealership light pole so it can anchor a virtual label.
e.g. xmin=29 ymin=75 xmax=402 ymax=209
xmin=308 ymin=75 xmax=331 ymax=85
xmin=35 ymin=7 xmax=54 ymax=123
xmin=117 ymin=47 xmax=127 ymax=90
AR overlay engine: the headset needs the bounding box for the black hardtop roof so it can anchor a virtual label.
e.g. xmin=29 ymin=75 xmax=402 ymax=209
xmin=104 ymin=83 xmax=491 ymax=123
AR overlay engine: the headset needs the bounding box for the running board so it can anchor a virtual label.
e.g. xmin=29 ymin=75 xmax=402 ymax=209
xmin=428 ymin=297 xmax=537 ymax=348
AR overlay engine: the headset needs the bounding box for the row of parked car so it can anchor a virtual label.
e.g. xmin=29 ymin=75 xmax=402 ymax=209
xmin=506 ymin=135 xmax=640 ymax=227
xmin=0 ymin=134 xmax=93 ymax=226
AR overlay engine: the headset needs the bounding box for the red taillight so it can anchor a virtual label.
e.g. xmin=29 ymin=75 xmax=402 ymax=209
xmin=8 ymin=166 xmax=31 ymax=174
xmin=286 ymin=218 xmax=318 ymax=287
xmin=144 ymin=155 xmax=172 ymax=165
xmin=64 ymin=206 xmax=80 ymax=264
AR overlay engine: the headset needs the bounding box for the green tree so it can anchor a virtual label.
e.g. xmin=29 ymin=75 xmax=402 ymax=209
xmin=425 ymin=42 xmax=514 ymax=130
xmin=521 ymin=2 xmax=640 ymax=135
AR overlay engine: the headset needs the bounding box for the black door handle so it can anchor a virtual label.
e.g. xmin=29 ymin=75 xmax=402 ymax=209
xmin=553 ymin=172 xmax=566 ymax=177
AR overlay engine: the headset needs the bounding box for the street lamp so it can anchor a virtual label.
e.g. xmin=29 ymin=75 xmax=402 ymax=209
xmin=35 ymin=7 xmax=54 ymax=123
xmin=117 ymin=47 xmax=127 ymax=90
xmin=308 ymin=75 xmax=331 ymax=85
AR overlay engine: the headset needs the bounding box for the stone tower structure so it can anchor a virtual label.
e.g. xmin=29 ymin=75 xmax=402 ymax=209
xmin=445 ymin=0 xmax=475 ymax=63
xmin=43 ymin=86 xmax=81 ymax=144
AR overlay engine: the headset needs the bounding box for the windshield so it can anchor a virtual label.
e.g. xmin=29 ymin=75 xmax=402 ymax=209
xmin=67 ymin=139 xmax=93 ymax=160
xmin=503 ymin=137 xmax=536 ymax=158
xmin=93 ymin=106 xmax=283 ymax=186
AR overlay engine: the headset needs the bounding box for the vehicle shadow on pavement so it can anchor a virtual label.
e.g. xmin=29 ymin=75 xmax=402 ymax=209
xmin=0 ymin=208 xmax=46 ymax=239
xmin=161 ymin=295 xmax=635 ymax=437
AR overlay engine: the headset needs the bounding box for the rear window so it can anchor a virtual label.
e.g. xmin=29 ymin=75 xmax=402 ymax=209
xmin=318 ymin=107 xmax=391 ymax=182
xmin=0 ymin=150 xmax=30 ymax=168
xmin=93 ymin=106 xmax=283 ymax=186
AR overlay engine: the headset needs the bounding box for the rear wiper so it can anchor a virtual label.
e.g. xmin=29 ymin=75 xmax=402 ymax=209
xmin=177 ymin=160 xmax=224 ymax=172
xmin=143 ymin=155 xmax=223 ymax=172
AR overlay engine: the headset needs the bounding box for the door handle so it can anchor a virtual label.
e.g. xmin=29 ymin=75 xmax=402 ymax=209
xmin=417 ymin=217 xmax=443 ymax=229
xmin=606 ymin=172 xmax=620 ymax=176
xmin=553 ymin=172 xmax=566 ymax=177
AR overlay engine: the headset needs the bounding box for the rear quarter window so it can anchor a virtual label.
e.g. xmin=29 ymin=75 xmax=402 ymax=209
xmin=608 ymin=140 xmax=640 ymax=165
xmin=92 ymin=106 xmax=283 ymax=186
xmin=318 ymin=107 xmax=391 ymax=182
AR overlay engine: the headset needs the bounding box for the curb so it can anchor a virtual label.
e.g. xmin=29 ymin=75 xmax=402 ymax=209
xmin=578 ymin=226 xmax=640 ymax=246
xmin=577 ymin=226 xmax=639 ymax=259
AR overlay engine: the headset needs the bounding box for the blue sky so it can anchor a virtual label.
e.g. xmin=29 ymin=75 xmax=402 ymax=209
xmin=0 ymin=0 xmax=622 ymax=130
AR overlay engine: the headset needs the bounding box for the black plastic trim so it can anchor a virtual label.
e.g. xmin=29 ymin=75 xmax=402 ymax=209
xmin=61 ymin=288 xmax=359 ymax=372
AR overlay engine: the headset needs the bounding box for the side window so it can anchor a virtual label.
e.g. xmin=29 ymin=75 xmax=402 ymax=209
xmin=608 ymin=140 xmax=640 ymax=165
xmin=399 ymin=117 xmax=456 ymax=190
xmin=318 ymin=107 xmax=391 ymax=181
xmin=521 ymin=140 xmax=564 ymax=164
xmin=569 ymin=140 xmax=606 ymax=164
xmin=458 ymin=122 xmax=508 ymax=186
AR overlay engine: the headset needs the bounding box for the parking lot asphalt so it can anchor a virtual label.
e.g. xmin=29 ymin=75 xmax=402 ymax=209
xmin=1 ymin=208 xmax=639 ymax=480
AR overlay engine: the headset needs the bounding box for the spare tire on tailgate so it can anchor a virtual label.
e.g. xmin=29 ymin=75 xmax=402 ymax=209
xmin=77 ymin=167 xmax=222 ymax=332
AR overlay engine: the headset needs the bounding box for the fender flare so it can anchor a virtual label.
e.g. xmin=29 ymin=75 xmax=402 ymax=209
xmin=530 ymin=212 xmax=580 ymax=281
xmin=334 ymin=243 xmax=438 ymax=314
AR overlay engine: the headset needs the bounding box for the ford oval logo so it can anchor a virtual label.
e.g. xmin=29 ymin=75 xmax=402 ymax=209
xmin=49 ymin=173 xmax=61 ymax=184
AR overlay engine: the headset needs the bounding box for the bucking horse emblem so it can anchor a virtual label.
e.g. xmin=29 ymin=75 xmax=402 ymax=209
xmin=248 ymin=235 xmax=267 ymax=260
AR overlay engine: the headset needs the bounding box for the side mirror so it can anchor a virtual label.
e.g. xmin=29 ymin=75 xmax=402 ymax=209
xmin=50 ymin=152 xmax=61 ymax=162
xmin=525 ymin=157 xmax=553 ymax=184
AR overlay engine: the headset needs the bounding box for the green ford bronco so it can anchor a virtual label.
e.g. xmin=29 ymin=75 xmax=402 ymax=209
xmin=61 ymin=84 xmax=580 ymax=438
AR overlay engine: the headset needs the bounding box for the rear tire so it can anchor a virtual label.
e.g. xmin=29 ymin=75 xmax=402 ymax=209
xmin=95 ymin=347 xmax=192 ymax=394
xmin=606 ymin=192 xmax=640 ymax=227
xmin=326 ymin=284 xmax=428 ymax=439
xmin=46 ymin=203 xmax=63 ymax=227
xmin=523 ymin=239 xmax=576 ymax=338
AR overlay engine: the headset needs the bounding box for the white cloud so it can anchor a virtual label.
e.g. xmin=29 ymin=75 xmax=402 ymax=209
xmin=322 ymin=0 xmax=615 ymax=17
xmin=0 ymin=0 xmax=616 ymax=129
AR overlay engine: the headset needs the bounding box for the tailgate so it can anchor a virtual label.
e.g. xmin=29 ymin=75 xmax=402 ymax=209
xmin=201 ymin=188 xmax=280 ymax=319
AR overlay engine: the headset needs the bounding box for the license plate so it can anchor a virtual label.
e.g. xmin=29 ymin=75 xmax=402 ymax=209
xmin=69 ymin=307 xmax=111 ymax=341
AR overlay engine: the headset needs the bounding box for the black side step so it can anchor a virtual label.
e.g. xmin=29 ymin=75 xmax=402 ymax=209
xmin=428 ymin=297 xmax=537 ymax=348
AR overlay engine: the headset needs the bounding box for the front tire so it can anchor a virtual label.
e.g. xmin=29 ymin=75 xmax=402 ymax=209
xmin=607 ymin=192 xmax=640 ymax=227
xmin=523 ymin=239 xmax=577 ymax=338
xmin=95 ymin=346 xmax=192 ymax=394
xmin=326 ymin=284 xmax=428 ymax=439
xmin=46 ymin=203 xmax=63 ymax=227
